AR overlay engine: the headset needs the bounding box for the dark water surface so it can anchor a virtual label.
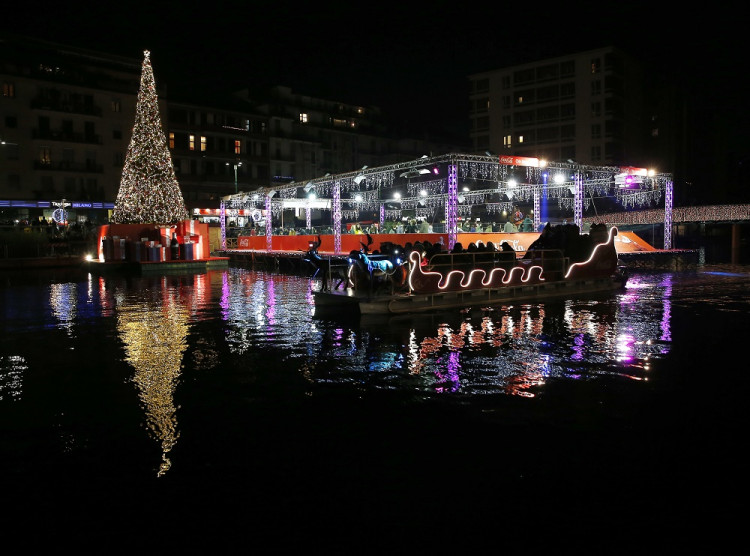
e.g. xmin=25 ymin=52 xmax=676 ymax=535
xmin=1 ymin=264 xmax=748 ymax=552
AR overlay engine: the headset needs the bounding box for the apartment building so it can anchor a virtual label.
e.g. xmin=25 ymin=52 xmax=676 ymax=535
xmin=1 ymin=35 xmax=466 ymax=224
xmin=166 ymin=97 xmax=270 ymax=206
xmin=468 ymin=47 xmax=650 ymax=168
xmin=0 ymin=35 xmax=142 ymax=223
xmin=237 ymin=85 xmax=466 ymax=188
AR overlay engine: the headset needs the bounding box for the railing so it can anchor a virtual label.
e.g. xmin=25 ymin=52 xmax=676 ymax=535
xmin=0 ymin=225 xmax=97 ymax=259
xmin=427 ymin=250 xmax=517 ymax=273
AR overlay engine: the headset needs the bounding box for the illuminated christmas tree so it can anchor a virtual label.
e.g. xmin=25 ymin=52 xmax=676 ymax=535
xmin=111 ymin=50 xmax=188 ymax=224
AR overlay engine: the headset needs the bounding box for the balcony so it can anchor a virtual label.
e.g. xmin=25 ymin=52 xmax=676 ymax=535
xmin=33 ymin=160 xmax=104 ymax=173
xmin=30 ymin=98 xmax=103 ymax=117
xmin=32 ymin=129 xmax=102 ymax=145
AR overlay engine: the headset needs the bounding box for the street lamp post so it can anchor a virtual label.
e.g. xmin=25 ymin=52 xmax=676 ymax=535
xmin=226 ymin=161 xmax=242 ymax=194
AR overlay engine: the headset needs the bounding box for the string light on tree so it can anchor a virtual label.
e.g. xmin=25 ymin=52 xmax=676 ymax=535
xmin=111 ymin=50 xmax=188 ymax=224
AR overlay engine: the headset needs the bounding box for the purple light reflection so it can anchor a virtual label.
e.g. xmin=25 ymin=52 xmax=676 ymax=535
xmin=220 ymin=271 xmax=231 ymax=320
xmin=265 ymin=280 xmax=276 ymax=325
xmin=434 ymin=351 xmax=461 ymax=393
xmin=658 ymin=274 xmax=672 ymax=343
xmin=332 ymin=327 xmax=345 ymax=348
xmin=570 ymin=333 xmax=585 ymax=361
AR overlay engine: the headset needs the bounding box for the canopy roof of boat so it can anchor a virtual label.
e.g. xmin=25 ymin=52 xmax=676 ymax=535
xmin=221 ymin=153 xmax=673 ymax=211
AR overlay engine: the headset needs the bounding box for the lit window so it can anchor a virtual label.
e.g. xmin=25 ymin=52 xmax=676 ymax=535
xmin=503 ymin=135 xmax=512 ymax=148
xmin=169 ymin=132 xmax=175 ymax=149
xmin=300 ymin=113 xmax=308 ymax=123
xmin=517 ymin=96 xmax=523 ymax=104
xmin=111 ymin=99 xmax=121 ymax=112
xmin=39 ymin=146 xmax=51 ymax=164
xmin=2 ymin=82 xmax=14 ymax=97
xmin=234 ymin=140 xmax=241 ymax=154
xmin=189 ymin=135 xmax=195 ymax=151
xmin=200 ymin=136 xmax=207 ymax=152
xmin=518 ymin=135 xmax=524 ymax=143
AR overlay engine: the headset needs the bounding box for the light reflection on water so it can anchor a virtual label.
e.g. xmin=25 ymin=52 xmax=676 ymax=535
xmin=1 ymin=264 xmax=749 ymax=478
xmin=305 ymin=273 xmax=677 ymax=398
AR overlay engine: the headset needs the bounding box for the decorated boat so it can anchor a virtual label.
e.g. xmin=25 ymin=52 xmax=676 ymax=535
xmin=311 ymin=223 xmax=627 ymax=315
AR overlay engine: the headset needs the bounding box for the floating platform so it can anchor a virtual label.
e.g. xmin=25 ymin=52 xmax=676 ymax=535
xmin=82 ymin=256 xmax=229 ymax=274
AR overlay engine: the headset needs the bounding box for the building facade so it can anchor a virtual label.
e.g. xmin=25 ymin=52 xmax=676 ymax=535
xmin=468 ymin=47 xmax=649 ymax=168
xmin=2 ymin=36 xmax=465 ymax=226
xmin=1 ymin=35 xmax=142 ymax=224
xmin=237 ymin=85 xmax=466 ymax=188
xmin=166 ymin=98 xmax=270 ymax=208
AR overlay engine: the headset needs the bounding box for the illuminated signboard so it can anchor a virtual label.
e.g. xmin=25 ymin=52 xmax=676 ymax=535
xmin=619 ymin=166 xmax=648 ymax=176
xmin=498 ymin=155 xmax=540 ymax=167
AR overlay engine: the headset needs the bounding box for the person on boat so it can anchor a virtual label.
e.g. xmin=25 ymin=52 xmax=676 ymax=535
xmin=520 ymin=215 xmax=534 ymax=232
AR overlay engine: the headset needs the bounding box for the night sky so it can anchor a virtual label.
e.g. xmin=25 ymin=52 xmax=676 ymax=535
xmin=3 ymin=1 xmax=748 ymax=195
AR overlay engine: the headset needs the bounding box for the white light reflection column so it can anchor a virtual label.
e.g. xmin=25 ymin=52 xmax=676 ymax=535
xmin=333 ymin=180 xmax=341 ymax=254
xmin=446 ymin=163 xmax=458 ymax=250
xmin=220 ymin=199 xmax=226 ymax=250
xmin=379 ymin=203 xmax=385 ymax=231
xmin=306 ymin=198 xmax=311 ymax=229
xmin=265 ymin=193 xmax=273 ymax=252
xmin=533 ymin=185 xmax=540 ymax=232
xmin=664 ymin=179 xmax=673 ymax=249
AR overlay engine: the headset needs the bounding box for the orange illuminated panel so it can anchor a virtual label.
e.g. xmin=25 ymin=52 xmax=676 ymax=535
xmin=498 ymin=155 xmax=539 ymax=167
xmin=615 ymin=231 xmax=658 ymax=252
xmin=619 ymin=166 xmax=648 ymax=176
